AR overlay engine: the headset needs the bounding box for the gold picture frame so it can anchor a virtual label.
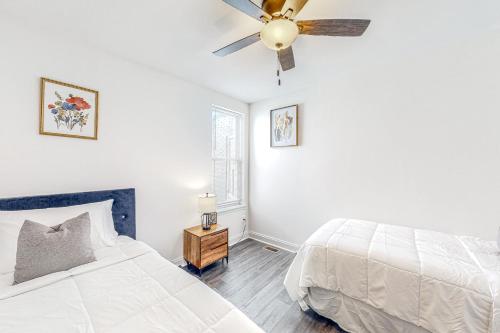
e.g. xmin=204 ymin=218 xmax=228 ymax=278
xmin=40 ymin=77 xmax=99 ymax=140
xmin=270 ymin=104 xmax=298 ymax=147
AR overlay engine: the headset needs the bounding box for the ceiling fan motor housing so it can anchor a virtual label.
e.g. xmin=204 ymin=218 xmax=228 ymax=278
xmin=262 ymin=0 xmax=287 ymax=17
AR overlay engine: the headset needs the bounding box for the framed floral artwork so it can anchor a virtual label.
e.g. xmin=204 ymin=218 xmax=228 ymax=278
xmin=270 ymin=105 xmax=298 ymax=147
xmin=40 ymin=78 xmax=99 ymax=140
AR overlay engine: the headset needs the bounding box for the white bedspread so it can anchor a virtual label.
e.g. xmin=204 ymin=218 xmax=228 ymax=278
xmin=284 ymin=219 xmax=500 ymax=333
xmin=0 ymin=237 xmax=263 ymax=333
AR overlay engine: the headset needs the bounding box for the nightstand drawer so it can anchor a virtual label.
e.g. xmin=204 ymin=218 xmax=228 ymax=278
xmin=201 ymin=244 xmax=228 ymax=268
xmin=201 ymin=230 xmax=228 ymax=251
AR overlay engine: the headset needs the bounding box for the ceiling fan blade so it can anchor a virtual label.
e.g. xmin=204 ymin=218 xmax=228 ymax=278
xmin=278 ymin=46 xmax=295 ymax=71
xmin=280 ymin=0 xmax=309 ymax=18
xmin=297 ymin=19 xmax=371 ymax=36
xmin=213 ymin=32 xmax=261 ymax=57
xmin=222 ymin=0 xmax=270 ymax=21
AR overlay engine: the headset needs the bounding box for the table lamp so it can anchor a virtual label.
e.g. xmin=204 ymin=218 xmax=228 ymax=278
xmin=198 ymin=193 xmax=216 ymax=230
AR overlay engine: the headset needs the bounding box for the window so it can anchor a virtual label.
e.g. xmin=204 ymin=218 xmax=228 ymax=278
xmin=212 ymin=106 xmax=243 ymax=209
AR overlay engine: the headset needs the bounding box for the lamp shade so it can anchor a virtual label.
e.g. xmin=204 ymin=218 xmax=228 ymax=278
xmin=260 ymin=19 xmax=299 ymax=51
xmin=198 ymin=193 xmax=216 ymax=213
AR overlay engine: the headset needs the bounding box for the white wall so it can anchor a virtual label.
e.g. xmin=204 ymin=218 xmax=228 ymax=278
xmin=0 ymin=18 xmax=249 ymax=261
xmin=249 ymin=22 xmax=500 ymax=246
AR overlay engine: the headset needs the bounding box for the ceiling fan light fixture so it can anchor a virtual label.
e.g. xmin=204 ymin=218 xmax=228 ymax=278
xmin=260 ymin=19 xmax=299 ymax=51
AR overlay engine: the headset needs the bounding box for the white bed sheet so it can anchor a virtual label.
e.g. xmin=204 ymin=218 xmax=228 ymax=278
xmin=0 ymin=236 xmax=263 ymax=333
xmin=284 ymin=219 xmax=500 ymax=333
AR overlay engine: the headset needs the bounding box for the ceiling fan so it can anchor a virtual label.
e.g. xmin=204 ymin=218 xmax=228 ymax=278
xmin=213 ymin=0 xmax=371 ymax=72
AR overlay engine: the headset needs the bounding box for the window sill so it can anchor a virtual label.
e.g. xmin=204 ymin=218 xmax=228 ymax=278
xmin=217 ymin=204 xmax=247 ymax=214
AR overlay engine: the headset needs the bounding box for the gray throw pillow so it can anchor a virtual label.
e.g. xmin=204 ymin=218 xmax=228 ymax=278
xmin=14 ymin=212 xmax=96 ymax=284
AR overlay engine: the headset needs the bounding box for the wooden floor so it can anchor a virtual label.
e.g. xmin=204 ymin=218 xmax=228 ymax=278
xmin=183 ymin=239 xmax=346 ymax=333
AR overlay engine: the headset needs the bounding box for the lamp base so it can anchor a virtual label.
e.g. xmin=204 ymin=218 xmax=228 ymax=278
xmin=201 ymin=214 xmax=211 ymax=230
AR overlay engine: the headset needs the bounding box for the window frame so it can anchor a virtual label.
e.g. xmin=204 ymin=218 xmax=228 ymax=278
xmin=211 ymin=105 xmax=245 ymax=210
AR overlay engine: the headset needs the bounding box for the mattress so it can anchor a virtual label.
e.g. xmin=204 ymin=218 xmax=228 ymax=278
xmin=284 ymin=218 xmax=500 ymax=333
xmin=0 ymin=236 xmax=263 ymax=333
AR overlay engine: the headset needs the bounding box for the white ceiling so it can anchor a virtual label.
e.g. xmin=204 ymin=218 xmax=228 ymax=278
xmin=1 ymin=0 xmax=499 ymax=103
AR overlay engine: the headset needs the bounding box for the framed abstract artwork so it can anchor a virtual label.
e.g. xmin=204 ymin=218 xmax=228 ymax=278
xmin=40 ymin=78 xmax=99 ymax=140
xmin=270 ymin=104 xmax=298 ymax=147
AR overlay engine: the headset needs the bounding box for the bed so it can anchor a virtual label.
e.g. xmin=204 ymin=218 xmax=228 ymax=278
xmin=0 ymin=189 xmax=263 ymax=333
xmin=284 ymin=218 xmax=500 ymax=333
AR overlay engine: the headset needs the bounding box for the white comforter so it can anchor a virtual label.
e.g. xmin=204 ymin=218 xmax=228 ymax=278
xmin=0 ymin=237 xmax=263 ymax=333
xmin=284 ymin=219 xmax=500 ymax=333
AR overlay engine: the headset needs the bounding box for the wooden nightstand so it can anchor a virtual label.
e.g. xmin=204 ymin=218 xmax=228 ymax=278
xmin=183 ymin=224 xmax=228 ymax=274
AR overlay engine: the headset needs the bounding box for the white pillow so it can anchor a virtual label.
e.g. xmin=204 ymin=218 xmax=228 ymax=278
xmin=0 ymin=200 xmax=117 ymax=274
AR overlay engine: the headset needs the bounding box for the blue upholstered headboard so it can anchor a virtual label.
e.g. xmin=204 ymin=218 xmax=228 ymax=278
xmin=0 ymin=188 xmax=136 ymax=239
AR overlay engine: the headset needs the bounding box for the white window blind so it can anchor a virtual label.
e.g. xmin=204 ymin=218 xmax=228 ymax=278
xmin=212 ymin=106 xmax=243 ymax=209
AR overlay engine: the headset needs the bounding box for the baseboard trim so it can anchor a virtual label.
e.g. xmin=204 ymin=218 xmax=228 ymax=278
xmin=229 ymin=231 xmax=249 ymax=247
xmin=248 ymin=231 xmax=300 ymax=253
xmin=170 ymin=231 xmax=249 ymax=267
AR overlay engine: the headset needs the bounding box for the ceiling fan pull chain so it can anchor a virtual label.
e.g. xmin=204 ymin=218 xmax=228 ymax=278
xmin=276 ymin=55 xmax=281 ymax=86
